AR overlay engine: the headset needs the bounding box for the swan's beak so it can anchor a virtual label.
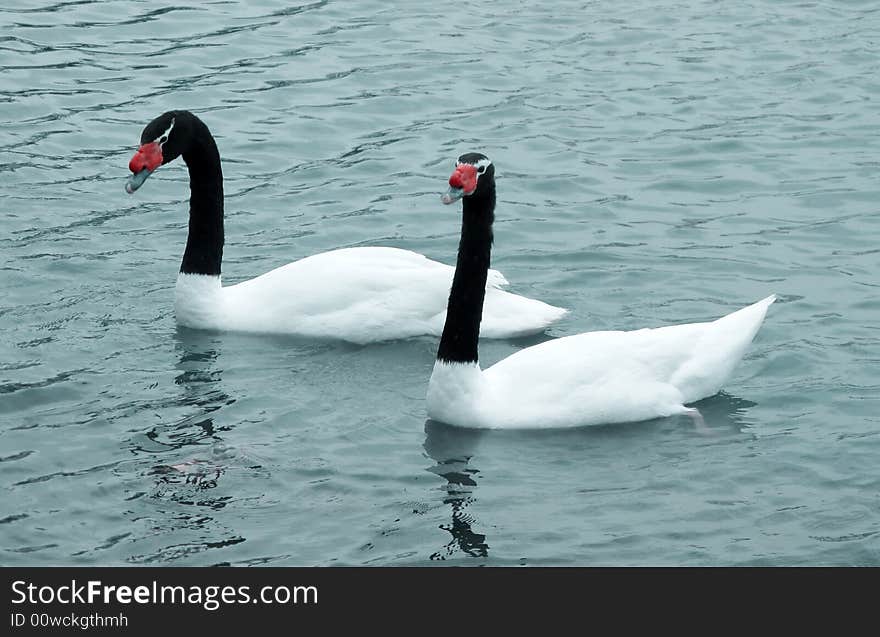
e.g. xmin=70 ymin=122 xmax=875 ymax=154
xmin=442 ymin=163 xmax=477 ymax=203
xmin=125 ymin=168 xmax=152 ymax=194
xmin=441 ymin=186 xmax=464 ymax=205
xmin=126 ymin=141 xmax=163 ymax=194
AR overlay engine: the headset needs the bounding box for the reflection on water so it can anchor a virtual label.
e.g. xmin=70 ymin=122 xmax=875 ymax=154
xmin=128 ymin=328 xmax=233 ymax=457
xmin=126 ymin=329 xmax=243 ymax=562
xmin=423 ymin=420 xmax=489 ymax=560
xmin=173 ymin=327 xmax=234 ymax=414
xmin=691 ymin=392 xmax=758 ymax=436
xmin=145 ymin=328 xmax=252 ymax=490
xmin=419 ymin=392 xmax=757 ymax=562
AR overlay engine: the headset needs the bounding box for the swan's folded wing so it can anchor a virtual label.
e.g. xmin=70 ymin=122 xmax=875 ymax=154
xmin=221 ymin=246 xmax=565 ymax=342
xmin=220 ymin=247 xmax=453 ymax=342
xmin=481 ymin=297 xmax=775 ymax=427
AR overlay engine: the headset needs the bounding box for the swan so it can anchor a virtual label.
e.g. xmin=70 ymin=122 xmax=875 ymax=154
xmin=426 ymin=152 xmax=776 ymax=429
xmin=124 ymin=111 xmax=566 ymax=343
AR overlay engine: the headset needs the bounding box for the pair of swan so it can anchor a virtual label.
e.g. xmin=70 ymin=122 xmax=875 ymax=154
xmin=126 ymin=110 xmax=775 ymax=430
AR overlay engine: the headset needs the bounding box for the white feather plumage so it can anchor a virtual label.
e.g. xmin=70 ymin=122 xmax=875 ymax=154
xmin=427 ymin=295 xmax=775 ymax=429
xmin=175 ymin=247 xmax=567 ymax=344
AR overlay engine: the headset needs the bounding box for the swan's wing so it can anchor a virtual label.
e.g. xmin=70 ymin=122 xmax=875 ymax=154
xmin=482 ymin=296 xmax=774 ymax=426
xmin=221 ymin=247 xmax=565 ymax=342
xmin=221 ymin=247 xmax=450 ymax=342
xmin=482 ymin=325 xmax=703 ymax=426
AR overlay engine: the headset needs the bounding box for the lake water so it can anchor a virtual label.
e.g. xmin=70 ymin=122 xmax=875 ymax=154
xmin=1 ymin=0 xmax=878 ymax=566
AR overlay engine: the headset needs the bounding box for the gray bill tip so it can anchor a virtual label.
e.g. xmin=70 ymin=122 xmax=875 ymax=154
xmin=441 ymin=186 xmax=464 ymax=205
xmin=125 ymin=168 xmax=152 ymax=194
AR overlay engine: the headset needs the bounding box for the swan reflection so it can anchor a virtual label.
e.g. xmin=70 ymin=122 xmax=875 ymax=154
xmin=141 ymin=328 xmax=243 ymax=497
xmin=423 ymin=420 xmax=489 ymax=560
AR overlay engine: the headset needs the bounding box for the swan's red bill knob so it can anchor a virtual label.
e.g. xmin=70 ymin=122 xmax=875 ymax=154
xmin=125 ymin=142 xmax=163 ymax=194
xmin=441 ymin=163 xmax=477 ymax=204
xmin=449 ymin=164 xmax=477 ymax=193
xmin=129 ymin=142 xmax=163 ymax=173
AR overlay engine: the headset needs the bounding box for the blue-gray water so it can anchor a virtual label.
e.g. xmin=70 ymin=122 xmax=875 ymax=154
xmin=1 ymin=0 xmax=878 ymax=566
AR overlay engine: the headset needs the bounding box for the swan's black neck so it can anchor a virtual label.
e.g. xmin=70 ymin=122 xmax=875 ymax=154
xmin=179 ymin=118 xmax=224 ymax=276
xmin=436 ymin=184 xmax=496 ymax=364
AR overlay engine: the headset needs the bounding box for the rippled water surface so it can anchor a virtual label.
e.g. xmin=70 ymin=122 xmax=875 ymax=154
xmin=1 ymin=0 xmax=879 ymax=565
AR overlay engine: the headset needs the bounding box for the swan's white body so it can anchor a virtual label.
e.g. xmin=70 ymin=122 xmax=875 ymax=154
xmin=427 ymin=295 xmax=775 ymax=429
xmin=175 ymin=247 xmax=567 ymax=344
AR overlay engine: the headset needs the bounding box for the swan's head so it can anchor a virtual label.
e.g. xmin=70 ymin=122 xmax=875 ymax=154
xmin=125 ymin=111 xmax=192 ymax=194
xmin=441 ymin=153 xmax=494 ymax=205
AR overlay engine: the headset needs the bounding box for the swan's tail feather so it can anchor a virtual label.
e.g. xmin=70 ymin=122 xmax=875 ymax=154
xmin=479 ymin=289 xmax=568 ymax=338
xmin=486 ymin=268 xmax=510 ymax=289
xmin=672 ymin=295 xmax=776 ymax=403
xmin=712 ymin=294 xmax=776 ymax=340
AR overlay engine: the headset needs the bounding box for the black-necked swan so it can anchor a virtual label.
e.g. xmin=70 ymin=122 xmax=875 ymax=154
xmin=124 ymin=111 xmax=566 ymax=344
xmin=426 ymin=152 xmax=776 ymax=429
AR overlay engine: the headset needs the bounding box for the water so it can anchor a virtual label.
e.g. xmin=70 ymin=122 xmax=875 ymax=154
xmin=1 ymin=0 xmax=878 ymax=566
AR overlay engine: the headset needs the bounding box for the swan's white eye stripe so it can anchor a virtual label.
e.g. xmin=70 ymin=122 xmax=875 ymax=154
xmin=455 ymin=157 xmax=492 ymax=171
xmin=153 ymin=118 xmax=175 ymax=146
